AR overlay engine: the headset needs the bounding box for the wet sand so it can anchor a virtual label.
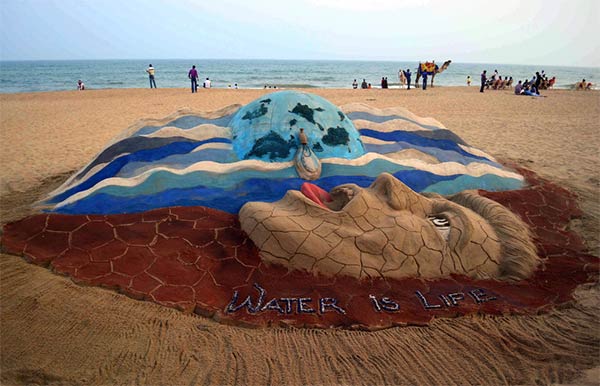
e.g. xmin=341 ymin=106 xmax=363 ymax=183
xmin=1 ymin=87 xmax=599 ymax=385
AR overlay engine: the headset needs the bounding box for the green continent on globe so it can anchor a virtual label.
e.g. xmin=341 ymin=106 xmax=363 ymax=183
xmin=322 ymin=126 xmax=350 ymax=146
xmin=289 ymin=103 xmax=325 ymax=124
xmin=246 ymin=131 xmax=296 ymax=160
xmin=242 ymin=99 xmax=271 ymax=121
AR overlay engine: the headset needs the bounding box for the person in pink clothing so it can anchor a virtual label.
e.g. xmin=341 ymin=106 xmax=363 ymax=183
xmin=188 ymin=65 xmax=199 ymax=93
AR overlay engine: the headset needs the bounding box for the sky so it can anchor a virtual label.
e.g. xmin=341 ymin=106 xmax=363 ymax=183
xmin=1 ymin=0 xmax=599 ymax=67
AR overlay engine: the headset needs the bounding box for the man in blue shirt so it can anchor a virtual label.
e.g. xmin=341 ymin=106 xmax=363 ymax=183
xmin=480 ymin=70 xmax=487 ymax=93
xmin=404 ymin=69 xmax=412 ymax=90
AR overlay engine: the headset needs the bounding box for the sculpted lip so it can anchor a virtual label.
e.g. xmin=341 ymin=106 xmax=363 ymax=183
xmin=300 ymin=182 xmax=331 ymax=209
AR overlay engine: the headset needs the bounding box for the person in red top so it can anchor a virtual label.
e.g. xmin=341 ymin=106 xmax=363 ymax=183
xmin=188 ymin=65 xmax=199 ymax=93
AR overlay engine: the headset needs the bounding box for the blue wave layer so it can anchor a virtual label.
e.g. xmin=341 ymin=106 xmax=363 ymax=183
xmin=347 ymin=111 xmax=443 ymax=130
xmin=49 ymin=138 xmax=232 ymax=204
xmin=60 ymin=158 xmax=415 ymax=203
xmin=134 ymin=114 xmax=235 ymax=136
xmin=359 ymin=129 xmax=496 ymax=164
xmin=423 ymin=174 xmax=523 ymax=195
xmin=73 ymin=136 xmax=201 ymax=182
xmin=363 ymin=143 xmax=496 ymax=166
xmin=119 ymin=148 xmax=238 ymax=177
xmin=53 ymin=170 xmax=462 ymax=214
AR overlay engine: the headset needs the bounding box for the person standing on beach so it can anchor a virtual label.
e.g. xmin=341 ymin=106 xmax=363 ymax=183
xmin=188 ymin=65 xmax=199 ymax=93
xmin=422 ymin=72 xmax=428 ymax=90
xmin=480 ymin=70 xmax=487 ymax=93
xmin=399 ymin=70 xmax=406 ymax=89
xmin=535 ymin=72 xmax=542 ymax=91
xmin=146 ymin=64 xmax=157 ymax=88
xmin=352 ymin=79 xmax=358 ymax=89
xmin=467 ymin=76 xmax=471 ymax=86
xmin=405 ymin=69 xmax=412 ymax=90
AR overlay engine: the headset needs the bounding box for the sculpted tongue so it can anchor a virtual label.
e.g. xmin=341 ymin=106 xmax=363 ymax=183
xmin=300 ymin=182 xmax=332 ymax=208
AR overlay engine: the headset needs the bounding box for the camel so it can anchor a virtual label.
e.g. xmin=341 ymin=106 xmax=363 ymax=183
xmin=415 ymin=60 xmax=452 ymax=88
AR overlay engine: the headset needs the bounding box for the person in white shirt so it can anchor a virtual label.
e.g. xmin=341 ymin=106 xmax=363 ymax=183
xmin=203 ymin=78 xmax=211 ymax=88
xmin=146 ymin=64 xmax=156 ymax=88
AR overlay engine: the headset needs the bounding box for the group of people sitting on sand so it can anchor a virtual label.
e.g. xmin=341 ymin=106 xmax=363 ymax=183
xmin=512 ymin=72 xmax=553 ymax=97
xmin=352 ymin=79 xmax=372 ymax=89
xmin=514 ymin=79 xmax=546 ymax=97
xmin=576 ymin=79 xmax=593 ymax=90
xmin=484 ymin=70 xmax=558 ymax=93
xmin=484 ymin=73 xmax=514 ymax=90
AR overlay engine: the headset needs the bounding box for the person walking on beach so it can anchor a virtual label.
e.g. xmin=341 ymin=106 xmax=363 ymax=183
xmin=404 ymin=69 xmax=412 ymax=90
xmin=188 ymin=65 xmax=199 ymax=93
xmin=480 ymin=70 xmax=487 ymax=93
xmin=146 ymin=64 xmax=157 ymax=88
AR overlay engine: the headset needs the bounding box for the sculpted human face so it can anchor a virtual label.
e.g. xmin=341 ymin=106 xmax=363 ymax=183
xmin=239 ymin=173 xmax=526 ymax=281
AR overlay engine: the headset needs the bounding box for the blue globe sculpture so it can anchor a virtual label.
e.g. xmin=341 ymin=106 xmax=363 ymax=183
xmin=229 ymin=91 xmax=365 ymax=162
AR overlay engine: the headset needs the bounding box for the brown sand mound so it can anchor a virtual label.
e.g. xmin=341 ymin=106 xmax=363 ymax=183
xmin=1 ymin=88 xmax=599 ymax=385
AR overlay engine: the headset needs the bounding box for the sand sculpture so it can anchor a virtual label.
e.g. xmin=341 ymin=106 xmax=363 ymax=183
xmin=1 ymin=91 xmax=597 ymax=329
xmin=240 ymin=173 xmax=538 ymax=281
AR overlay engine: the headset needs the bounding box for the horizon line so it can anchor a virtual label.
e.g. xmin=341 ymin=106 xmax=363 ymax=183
xmin=1 ymin=58 xmax=599 ymax=69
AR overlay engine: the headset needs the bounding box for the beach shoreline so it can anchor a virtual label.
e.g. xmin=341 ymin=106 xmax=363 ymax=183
xmin=1 ymin=87 xmax=599 ymax=385
xmin=1 ymin=59 xmax=598 ymax=93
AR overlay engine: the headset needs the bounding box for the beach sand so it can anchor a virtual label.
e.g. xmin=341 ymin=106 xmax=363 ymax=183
xmin=1 ymin=87 xmax=599 ymax=385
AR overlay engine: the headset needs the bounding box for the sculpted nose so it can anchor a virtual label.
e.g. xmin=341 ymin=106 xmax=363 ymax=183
xmin=371 ymin=173 xmax=429 ymax=215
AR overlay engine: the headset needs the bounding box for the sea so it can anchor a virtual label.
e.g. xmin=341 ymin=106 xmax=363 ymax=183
xmin=1 ymin=59 xmax=598 ymax=93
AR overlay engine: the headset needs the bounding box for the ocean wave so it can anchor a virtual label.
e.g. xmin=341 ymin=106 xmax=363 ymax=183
xmin=271 ymin=84 xmax=318 ymax=89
